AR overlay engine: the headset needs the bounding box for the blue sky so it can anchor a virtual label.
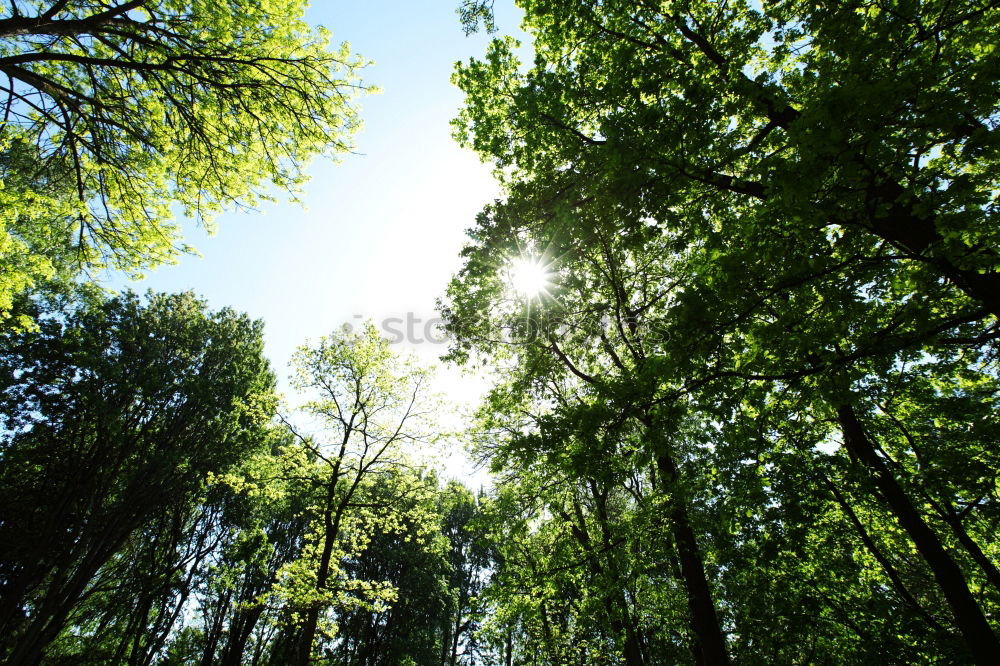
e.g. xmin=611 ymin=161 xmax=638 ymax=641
xmin=108 ymin=1 xmax=529 ymax=480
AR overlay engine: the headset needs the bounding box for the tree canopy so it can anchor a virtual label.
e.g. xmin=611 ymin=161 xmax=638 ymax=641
xmin=2 ymin=0 xmax=999 ymax=663
xmin=439 ymin=0 xmax=1000 ymax=662
xmin=0 ymin=288 xmax=277 ymax=663
xmin=0 ymin=0 xmax=369 ymax=328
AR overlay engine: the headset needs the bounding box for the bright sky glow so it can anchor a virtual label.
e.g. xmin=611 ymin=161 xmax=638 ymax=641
xmin=104 ymin=1 xmax=531 ymax=487
xmin=508 ymin=256 xmax=551 ymax=298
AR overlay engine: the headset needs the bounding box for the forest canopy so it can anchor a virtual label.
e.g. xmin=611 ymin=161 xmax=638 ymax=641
xmin=0 ymin=0 xmax=369 ymax=329
xmin=1 ymin=0 xmax=1000 ymax=664
xmin=440 ymin=0 xmax=1000 ymax=663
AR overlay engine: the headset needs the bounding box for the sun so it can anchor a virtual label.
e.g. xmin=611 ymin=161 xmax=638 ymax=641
xmin=508 ymin=256 xmax=551 ymax=298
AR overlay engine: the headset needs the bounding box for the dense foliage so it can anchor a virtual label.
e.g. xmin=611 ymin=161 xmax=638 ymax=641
xmin=0 ymin=289 xmax=277 ymax=663
xmin=440 ymin=0 xmax=1000 ymax=663
xmin=0 ymin=295 xmax=494 ymax=665
xmin=1 ymin=0 xmax=999 ymax=664
xmin=0 ymin=0 xmax=369 ymax=329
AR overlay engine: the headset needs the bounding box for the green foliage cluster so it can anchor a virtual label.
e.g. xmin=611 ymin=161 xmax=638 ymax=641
xmin=0 ymin=0 xmax=370 ymax=329
xmin=0 ymin=3 xmax=503 ymax=663
xmin=0 ymin=294 xmax=495 ymax=665
xmin=437 ymin=0 xmax=1000 ymax=663
xmin=3 ymin=0 xmax=1000 ymax=664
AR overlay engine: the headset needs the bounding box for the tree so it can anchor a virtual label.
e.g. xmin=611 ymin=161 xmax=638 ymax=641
xmin=453 ymin=0 xmax=1000 ymax=317
xmin=0 ymin=0 xmax=370 ymax=325
xmin=437 ymin=482 xmax=492 ymax=666
xmin=442 ymin=0 xmax=1000 ymax=661
xmin=443 ymin=203 xmax=734 ymax=664
xmin=331 ymin=471 xmax=453 ymax=666
xmin=265 ymin=322 xmax=440 ymax=664
xmin=0 ymin=288 xmax=277 ymax=664
xmin=160 ymin=425 xmax=310 ymax=666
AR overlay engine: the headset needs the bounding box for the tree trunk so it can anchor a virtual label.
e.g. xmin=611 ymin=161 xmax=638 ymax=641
xmin=439 ymin=607 xmax=453 ymax=666
xmin=5 ymin=529 xmax=128 ymax=666
xmin=654 ymin=451 xmax=730 ymax=666
xmin=820 ymin=472 xmax=943 ymax=631
xmin=293 ymin=482 xmax=339 ymax=666
xmin=588 ymin=482 xmax=647 ymax=666
xmin=559 ymin=501 xmax=644 ymax=666
xmin=939 ymin=508 xmax=1000 ymax=596
xmin=219 ymin=604 xmax=265 ymax=666
xmin=836 ymin=403 xmax=999 ymax=663
xmin=450 ymin=611 xmax=461 ymax=666
xmin=199 ymin=586 xmax=232 ymax=666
